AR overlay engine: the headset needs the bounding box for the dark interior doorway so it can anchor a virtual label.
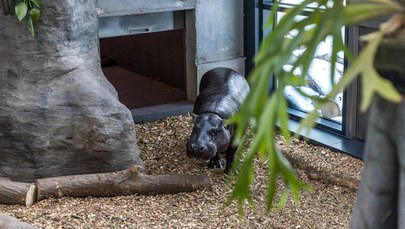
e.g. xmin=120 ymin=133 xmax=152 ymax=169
xmin=99 ymin=29 xmax=187 ymax=109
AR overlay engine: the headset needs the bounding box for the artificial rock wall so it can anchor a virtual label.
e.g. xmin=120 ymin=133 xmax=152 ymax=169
xmin=0 ymin=0 xmax=144 ymax=182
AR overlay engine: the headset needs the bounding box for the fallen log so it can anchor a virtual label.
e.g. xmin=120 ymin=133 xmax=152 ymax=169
xmin=283 ymin=152 xmax=359 ymax=192
xmin=0 ymin=178 xmax=36 ymax=206
xmin=0 ymin=213 xmax=39 ymax=229
xmin=36 ymin=166 xmax=213 ymax=201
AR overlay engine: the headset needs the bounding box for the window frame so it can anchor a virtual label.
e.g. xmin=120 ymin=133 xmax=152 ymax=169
xmin=244 ymin=0 xmax=365 ymax=159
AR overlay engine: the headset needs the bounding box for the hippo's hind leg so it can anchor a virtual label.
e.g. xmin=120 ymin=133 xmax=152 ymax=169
xmin=224 ymin=145 xmax=237 ymax=174
xmin=208 ymin=154 xmax=225 ymax=169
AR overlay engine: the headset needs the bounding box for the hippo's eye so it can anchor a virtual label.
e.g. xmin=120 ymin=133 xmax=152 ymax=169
xmin=210 ymin=129 xmax=221 ymax=136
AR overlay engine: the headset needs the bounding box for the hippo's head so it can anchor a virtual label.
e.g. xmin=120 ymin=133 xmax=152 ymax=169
xmin=186 ymin=113 xmax=231 ymax=160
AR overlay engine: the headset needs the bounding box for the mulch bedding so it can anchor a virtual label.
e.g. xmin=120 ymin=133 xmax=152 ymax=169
xmin=0 ymin=115 xmax=363 ymax=228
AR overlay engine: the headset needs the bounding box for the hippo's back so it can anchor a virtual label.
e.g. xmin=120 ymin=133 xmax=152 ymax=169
xmin=193 ymin=68 xmax=250 ymax=119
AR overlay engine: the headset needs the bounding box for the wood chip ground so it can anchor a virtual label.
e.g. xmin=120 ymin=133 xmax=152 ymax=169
xmin=0 ymin=115 xmax=363 ymax=228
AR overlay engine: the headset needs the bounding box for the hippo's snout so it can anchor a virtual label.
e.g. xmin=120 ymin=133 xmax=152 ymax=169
xmin=186 ymin=141 xmax=216 ymax=160
xmin=187 ymin=143 xmax=206 ymax=153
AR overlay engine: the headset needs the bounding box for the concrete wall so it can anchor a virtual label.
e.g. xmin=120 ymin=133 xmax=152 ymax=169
xmin=96 ymin=0 xmax=197 ymax=16
xmin=195 ymin=0 xmax=244 ymax=64
xmin=97 ymin=0 xmax=245 ymax=102
xmin=186 ymin=0 xmax=244 ymax=101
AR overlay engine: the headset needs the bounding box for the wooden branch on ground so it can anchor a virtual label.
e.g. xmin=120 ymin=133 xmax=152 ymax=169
xmin=0 ymin=166 xmax=213 ymax=205
xmin=35 ymin=166 xmax=213 ymax=201
xmin=0 ymin=213 xmax=39 ymax=229
xmin=283 ymin=153 xmax=359 ymax=191
xmin=0 ymin=178 xmax=36 ymax=206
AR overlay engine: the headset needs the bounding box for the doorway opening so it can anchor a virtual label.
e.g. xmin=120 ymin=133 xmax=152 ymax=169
xmin=100 ymin=29 xmax=187 ymax=110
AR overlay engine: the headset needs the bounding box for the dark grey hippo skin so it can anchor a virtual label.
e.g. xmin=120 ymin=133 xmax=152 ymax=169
xmin=186 ymin=67 xmax=250 ymax=173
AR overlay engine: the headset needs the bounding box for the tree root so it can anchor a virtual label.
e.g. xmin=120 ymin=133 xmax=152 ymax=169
xmin=283 ymin=153 xmax=359 ymax=192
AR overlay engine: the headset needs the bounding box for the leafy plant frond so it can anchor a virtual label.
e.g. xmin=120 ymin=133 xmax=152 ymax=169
xmin=227 ymin=0 xmax=403 ymax=214
xmin=15 ymin=0 xmax=42 ymax=37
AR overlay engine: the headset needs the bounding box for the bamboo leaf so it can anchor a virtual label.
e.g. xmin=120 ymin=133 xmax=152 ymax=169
xmin=257 ymin=96 xmax=278 ymax=160
xmin=264 ymin=1 xmax=279 ymax=29
xmin=227 ymin=151 xmax=255 ymax=214
xmin=265 ymin=133 xmax=278 ymax=210
xmin=277 ymin=92 xmax=291 ymax=144
xmin=276 ymin=189 xmax=290 ymax=209
xmin=255 ymin=0 xmax=314 ymax=65
xmin=298 ymin=12 xmax=329 ymax=78
xmin=266 ymin=160 xmax=278 ymax=210
xmin=329 ymin=0 xmax=344 ymax=85
xmin=228 ymin=0 xmax=404 ymax=215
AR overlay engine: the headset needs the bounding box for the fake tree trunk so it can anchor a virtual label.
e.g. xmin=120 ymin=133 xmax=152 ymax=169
xmin=0 ymin=0 xmax=144 ymax=182
xmin=350 ymin=43 xmax=405 ymax=228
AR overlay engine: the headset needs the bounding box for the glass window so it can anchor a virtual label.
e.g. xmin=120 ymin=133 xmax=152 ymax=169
xmin=247 ymin=0 xmax=367 ymax=157
xmin=261 ymin=1 xmax=345 ymax=131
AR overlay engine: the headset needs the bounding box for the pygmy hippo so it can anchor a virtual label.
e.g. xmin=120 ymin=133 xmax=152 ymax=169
xmin=186 ymin=67 xmax=250 ymax=173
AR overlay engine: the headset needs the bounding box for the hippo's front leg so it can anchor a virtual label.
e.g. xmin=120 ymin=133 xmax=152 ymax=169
xmin=224 ymin=145 xmax=237 ymax=174
xmin=208 ymin=154 xmax=225 ymax=169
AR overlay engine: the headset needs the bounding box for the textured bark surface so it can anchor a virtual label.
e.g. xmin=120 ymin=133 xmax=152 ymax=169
xmin=0 ymin=178 xmax=36 ymax=206
xmin=36 ymin=166 xmax=212 ymax=201
xmin=0 ymin=167 xmax=212 ymax=205
xmin=350 ymin=39 xmax=405 ymax=228
xmin=0 ymin=0 xmax=143 ymax=182
xmin=350 ymin=94 xmax=405 ymax=228
xmin=283 ymin=153 xmax=359 ymax=192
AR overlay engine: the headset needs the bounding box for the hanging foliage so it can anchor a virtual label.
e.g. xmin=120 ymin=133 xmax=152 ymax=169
xmin=228 ymin=0 xmax=403 ymax=212
xmin=15 ymin=0 xmax=42 ymax=36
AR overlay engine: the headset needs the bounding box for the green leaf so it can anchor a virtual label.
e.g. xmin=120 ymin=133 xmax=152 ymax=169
xmin=263 ymin=1 xmax=278 ymax=29
xmin=257 ymin=96 xmax=278 ymax=160
xmin=276 ymin=189 xmax=290 ymax=209
xmin=227 ymin=152 xmax=255 ymax=214
xmin=29 ymin=8 xmax=40 ymax=22
xmin=343 ymin=1 xmax=399 ymax=26
xmin=15 ymin=2 xmax=28 ymax=22
xmin=298 ymin=13 xmax=329 ymax=78
xmin=360 ymin=67 xmax=400 ymax=111
xmin=31 ymin=0 xmax=42 ymax=8
xmin=27 ymin=16 xmax=35 ymax=37
xmin=329 ymin=0 xmax=344 ymax=86
xmin=358 ymin=31 xmax=402 ymax=111
xmin=266 ymin=162 xmax=277 ymax=210
xmin=227 ymin=0 xmax=404 ymax=216
xmin=277 ymin=92 xmax=291 ymax=144
xmin=255 ymin=0 xmax=313 ymax=66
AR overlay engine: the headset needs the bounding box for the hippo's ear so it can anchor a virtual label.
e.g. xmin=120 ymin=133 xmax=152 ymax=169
xmin=218 ymin=119 xmax=227 ymax=128
xmin=191 ymin=113 xmax=199 ymax=120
